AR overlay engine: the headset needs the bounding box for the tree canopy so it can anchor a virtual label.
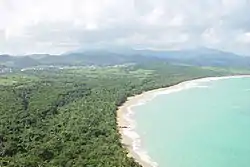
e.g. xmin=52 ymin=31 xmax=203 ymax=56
xmin=0 ymin=63 xmax=247 ymax=167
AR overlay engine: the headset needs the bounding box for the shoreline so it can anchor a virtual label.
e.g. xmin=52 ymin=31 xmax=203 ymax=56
xmin=117 ymin=75 xmax=250 ymax=167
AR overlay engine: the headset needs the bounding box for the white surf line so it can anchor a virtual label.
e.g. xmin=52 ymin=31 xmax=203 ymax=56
xmin=121 ymin=75 xmax=250 ymax=167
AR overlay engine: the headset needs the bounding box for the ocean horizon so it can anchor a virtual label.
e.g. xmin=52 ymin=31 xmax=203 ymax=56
xmin=125 ymin=76 xmax=250 ymax=167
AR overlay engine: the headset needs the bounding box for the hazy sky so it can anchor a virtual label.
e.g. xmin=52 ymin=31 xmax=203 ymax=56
xmin=1 ymin=0 xmax=250 ymax=55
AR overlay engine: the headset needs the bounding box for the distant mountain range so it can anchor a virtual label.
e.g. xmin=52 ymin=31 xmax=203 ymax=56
xmin=1 ymin=48 xmax=250 ymax=68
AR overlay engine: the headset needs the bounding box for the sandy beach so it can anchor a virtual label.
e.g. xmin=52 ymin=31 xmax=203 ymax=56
xmin=117 ymin=75 xmax=250 ymax=167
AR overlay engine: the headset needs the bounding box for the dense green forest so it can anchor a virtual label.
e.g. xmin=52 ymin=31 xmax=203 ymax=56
xmin=0 ymin=62 xmax=249 ymax=167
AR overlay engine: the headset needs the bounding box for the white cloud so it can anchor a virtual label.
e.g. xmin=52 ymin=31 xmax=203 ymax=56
xmin=0 ymin=0 xmax=250 ymax=55
xmin=237 ymin=32 xmax=250 ymax=43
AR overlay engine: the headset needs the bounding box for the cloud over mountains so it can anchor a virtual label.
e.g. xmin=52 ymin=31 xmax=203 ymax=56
xmin=1 ymin=0 xmax=250 ymax=55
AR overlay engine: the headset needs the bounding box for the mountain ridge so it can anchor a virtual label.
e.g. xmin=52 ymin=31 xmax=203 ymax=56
xmin=1 ymin=48 xmax=250 ymax=68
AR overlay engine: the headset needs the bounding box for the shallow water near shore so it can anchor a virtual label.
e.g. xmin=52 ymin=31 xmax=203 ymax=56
xmin=132 ymin=77 xmax=250 ymax=167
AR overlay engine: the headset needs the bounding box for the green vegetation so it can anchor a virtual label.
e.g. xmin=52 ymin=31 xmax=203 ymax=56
xmin=0 ymin=62 xmax=249 ymax=167
xmin=2 ymin=48 xmax=250 ymax=69
xmin=0 ymin=74 xmax=39 ymax=86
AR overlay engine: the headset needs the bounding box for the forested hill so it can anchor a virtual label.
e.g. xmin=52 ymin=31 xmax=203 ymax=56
xmin=0 ymin=52 xmax=160 ymax=68
xmin=1 ymin=48 xmax=250 ymax=69
xmin=0 ymin=62 xmax=249 ymax=167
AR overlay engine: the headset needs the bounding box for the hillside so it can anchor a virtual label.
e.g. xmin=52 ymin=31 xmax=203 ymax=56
xmin=0 ymin=55 xmax=40 ymax=68
xmin=1 ymin=48 xmax=250 ymax=69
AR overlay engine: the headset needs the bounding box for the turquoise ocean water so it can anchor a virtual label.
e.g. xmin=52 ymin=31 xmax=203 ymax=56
xmin=133 ymin=77 xmax=250 ymax=167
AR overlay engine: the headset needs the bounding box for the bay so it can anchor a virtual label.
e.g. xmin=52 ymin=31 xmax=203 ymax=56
xmin=133 ymin=77 xmax=250 ymax=167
